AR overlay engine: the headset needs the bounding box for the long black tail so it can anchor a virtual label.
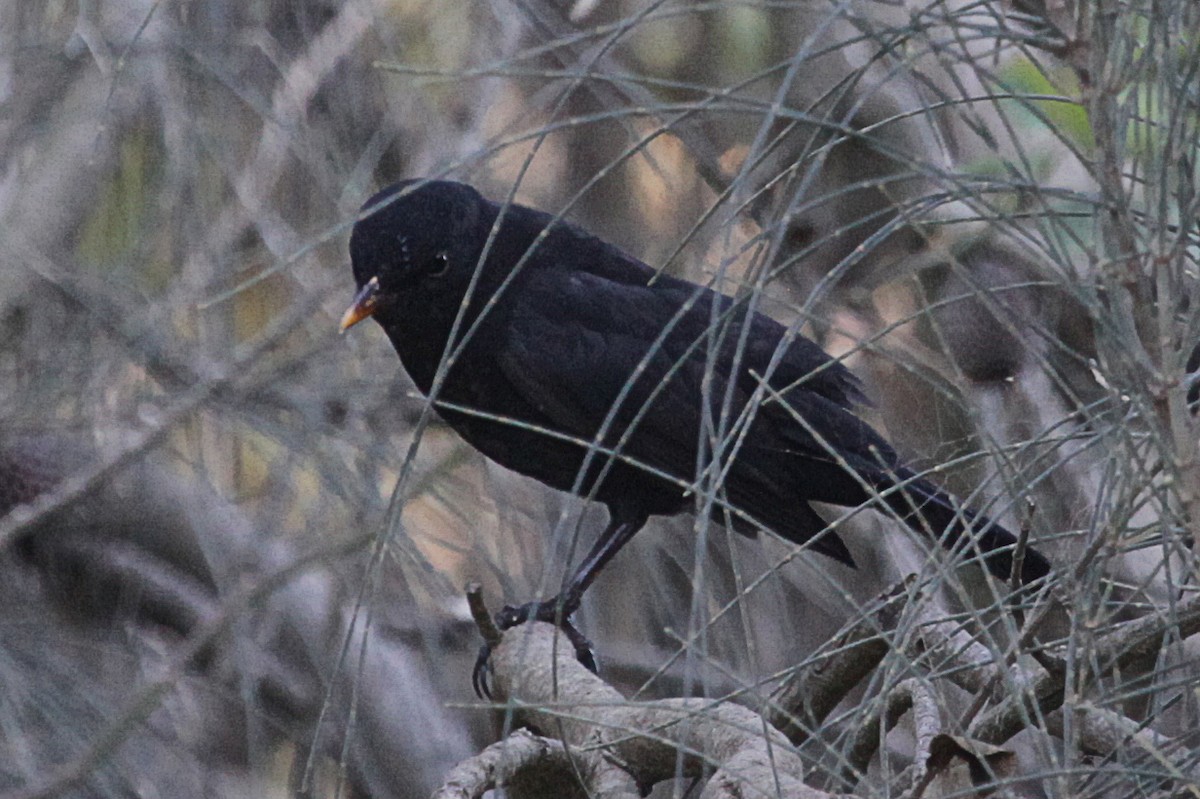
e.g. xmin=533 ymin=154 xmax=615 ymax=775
xmin=881 ymin=472 xmax=1051 ymax=584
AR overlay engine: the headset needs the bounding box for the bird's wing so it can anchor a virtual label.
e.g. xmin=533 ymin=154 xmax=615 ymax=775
xmin=493 ymin=268 xmax=881 ymax=483
xmin=533 ymin=217 xmax=866 ymax=409
xmin=742 ymin=315 xmax=867 ymax=408
xmin=492 ymin=267 xmax=896 ymax=566
xmin=493 ymin=269 xmax=705 ymax=475
xmin=642 ymin=274 xmax=866 ymax=410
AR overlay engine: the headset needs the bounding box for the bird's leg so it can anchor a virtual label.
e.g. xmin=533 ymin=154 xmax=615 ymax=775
xmin=473 ymin=512 xmax=647 ymax=698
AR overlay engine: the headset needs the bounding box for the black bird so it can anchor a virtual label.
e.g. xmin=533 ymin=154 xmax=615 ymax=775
xmin=340 ymin=179 xmax=1051 ymax=693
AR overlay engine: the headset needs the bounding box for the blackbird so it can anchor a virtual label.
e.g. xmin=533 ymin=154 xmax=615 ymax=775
xmin=340 ymin=179 xmax=1051 ymax=695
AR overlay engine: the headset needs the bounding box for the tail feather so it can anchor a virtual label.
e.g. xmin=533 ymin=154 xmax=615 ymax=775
xmin=880 ymin=473 xmax=1051 ymax=584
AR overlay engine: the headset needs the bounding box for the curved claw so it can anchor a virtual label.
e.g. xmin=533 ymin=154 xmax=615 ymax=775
xmin=559 ymin=622 xmax=598 ymax=674
xmin=472 ymin=644 xmax=494 ymax=699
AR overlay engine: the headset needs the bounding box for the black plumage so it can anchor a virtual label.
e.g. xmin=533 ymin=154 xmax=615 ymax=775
xmin=341 ymin=179 xmax=1050 ymax=692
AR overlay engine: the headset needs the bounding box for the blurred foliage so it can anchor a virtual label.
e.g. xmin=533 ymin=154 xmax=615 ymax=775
xmin=1000 ymin=57 xmax=1094 ymax=151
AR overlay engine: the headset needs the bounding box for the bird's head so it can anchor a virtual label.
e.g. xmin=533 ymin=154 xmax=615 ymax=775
xmin=340 ymin=179 xmax=488 ymax=332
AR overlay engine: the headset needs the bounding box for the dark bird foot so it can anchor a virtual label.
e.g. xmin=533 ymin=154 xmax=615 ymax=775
xmin=472 ymin=598 xmax=598 ymax=699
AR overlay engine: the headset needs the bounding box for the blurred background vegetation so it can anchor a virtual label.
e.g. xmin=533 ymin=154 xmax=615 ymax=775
xmin=1 ymin=0 xmax=1198 ymax=796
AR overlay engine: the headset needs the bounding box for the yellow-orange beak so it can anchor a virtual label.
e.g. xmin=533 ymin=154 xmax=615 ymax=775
xmin=339 ymin=276 xmax=380 ymax=332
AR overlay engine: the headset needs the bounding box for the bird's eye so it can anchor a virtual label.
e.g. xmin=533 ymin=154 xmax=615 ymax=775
xmin=429 ymin=250 xmax=450 ymax=277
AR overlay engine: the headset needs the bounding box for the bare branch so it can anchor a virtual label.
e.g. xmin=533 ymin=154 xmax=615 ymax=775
xmin=485 ymin=619 xmax=848 ymax=799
